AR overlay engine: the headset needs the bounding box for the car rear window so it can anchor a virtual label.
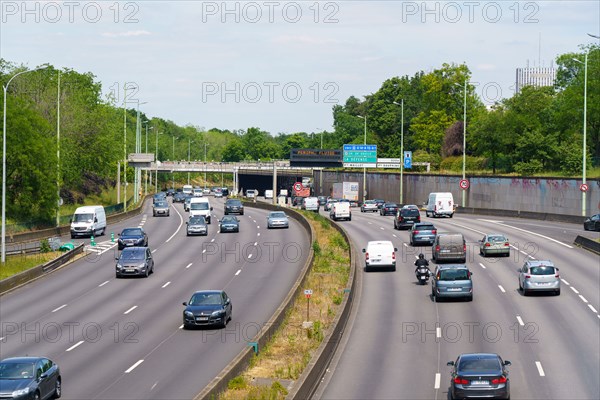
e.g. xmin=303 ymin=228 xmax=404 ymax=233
xmin=415 ymin=224 xmax=434 ymax=230
xmin=530 ymin=266 xmax=556 ymax=275
xmin=439 ymin=269 xmax=470 ymax=281
xmin=488 ymin=235 xmax=506 ymax=242
xmin=459 ymin=358 xmax=501 ymax=371
xmin=439 ymin=235 xmax=463 ymax=244
xmin=402 ymin=209 xmax=420 ymax=216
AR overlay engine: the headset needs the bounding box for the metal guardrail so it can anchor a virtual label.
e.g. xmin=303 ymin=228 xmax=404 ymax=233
xmin=574 ymin=235 xmax=600 ymax=255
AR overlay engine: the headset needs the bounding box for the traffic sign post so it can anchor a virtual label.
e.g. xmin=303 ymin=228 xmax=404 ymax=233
xmin=343 ymin=144 xmax=377 ymax=167
xmin=304 ymin=289 xmax=312 ymax=321
xmin=403 ymin=151 xmax=412 ymax=169
xmin=580 ymin=183 xmax=589 ymax=192
xmin=459 ymin=179 xmax=470 ymax=190
xmin=293 ymin=182 xmax=303 ymax=191
xmin=377 ymin=158 xmax=401 ymax=168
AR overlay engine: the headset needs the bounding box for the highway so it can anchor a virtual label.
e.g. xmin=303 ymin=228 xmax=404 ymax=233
xmin=315 ymin=207 xmax=600 ymax=399
xmin=0 ymin=197 xmax=310 ymax=399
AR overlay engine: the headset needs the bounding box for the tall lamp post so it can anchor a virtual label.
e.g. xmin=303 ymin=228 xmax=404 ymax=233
xmin=454 ymin=80 xmax=468 ymax=208
xmin=573 ymin=51 xmax=589 ymax=216
xmin=155 ymin=131 xmax=162 ymax=191
xmin=172 ymin=136 xmax=178 ymax=189
xmin=187 ymin=139 xmax=194 ymax=185
xmin=143 ymin=121 xmax=153 ymax=196
xmin=357 ymin=115 xmax=367 ymax=201
xmin=204 ymin=143 xmax=209 ymax=190
xmin=134 ymin=101 xmax=147 ymax=204
xmin=393 ymin=100 xmax=405 ymax=204
xmin=2 ymin=64 xmax=49 ymax=263
xmin=56 ymin=70 xmax=61 ymax=227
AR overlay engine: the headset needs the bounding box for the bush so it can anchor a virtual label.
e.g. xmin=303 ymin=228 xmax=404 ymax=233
xmin=514 ymin=160 xmax=544 ymax=176
xmin=228 ymin=376 xmax=247 ymax=390
xmin=40 ymin=239 xmax=51 ymax=253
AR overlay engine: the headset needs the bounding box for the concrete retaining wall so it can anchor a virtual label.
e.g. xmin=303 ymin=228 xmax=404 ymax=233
xmin=314 ymin=171 xmax=600 ymax=217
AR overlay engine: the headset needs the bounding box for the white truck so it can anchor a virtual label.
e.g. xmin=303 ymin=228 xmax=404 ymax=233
xmin=332 ymin=182 xmax=359 ymax=201
xmin=426 ymin=192 xmax=455 ymax=218
xmin=70 ymin=205 xmax=107 ymax=238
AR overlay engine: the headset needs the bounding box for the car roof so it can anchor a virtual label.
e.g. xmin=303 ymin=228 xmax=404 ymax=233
xmin=458 ymin=353 xmax=500 ymax=360
xmin=526 ymin=260 xmax=554 ymax=266
xmin=436 ymin=264 xmax=468 ymax=270
xmin=367 ymin=240 xmax=394 ymax=247
xmin=192 ymin=290 xmax=223 ymax=295
xmin=1 ymin=357 xmax=46 ymax=363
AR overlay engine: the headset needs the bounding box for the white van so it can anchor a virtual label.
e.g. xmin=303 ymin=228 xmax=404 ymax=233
xmin=330 ymin=202 xmax=351 ymax=221
xmin=189 ymin=197 xmax=213 ymax=223
xmin=70 ymin=205 xmax=107 ymax=238
xmin=192 ymin=188 xmax=203 ymax=197
xmin=246 ymin=189 xmax=257 ymax=199
xmin=426 ymin=192 xmax=454 ymax=218
xmin=264 ymin=190 xmax=274 ymax=199
xmin=302 ymin=197 xmax=320 ymax=212
xmin=362 ymin=240 xmax=398 ymax=272
xmin=182 ymin=185 xmax=193 ymax=196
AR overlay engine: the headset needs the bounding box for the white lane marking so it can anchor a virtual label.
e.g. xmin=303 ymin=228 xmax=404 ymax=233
xmin=498 ymin=285 xmax=506 ymax=293
xmin=66 ymin=340 xmax=85 ymax=352
xmin=151 ymin=382 xmax=157 ymax=390
xmin=257 ymin=233 xmax=261 ymax=237
xmin=162 ymin=282 xmax=171 ymax=288
xmin=434 ymin=373 xmax=441 ymax=389
xmin=380 ymin=227 xmax=384 ymax=230
xmin=483 ymin=220 xmax=573 ymax=249
xmin=478 ymin=263 xmax=487 ymax=269
xmin=125 ymin=359 xmax=144 ymax=373
xmin=124 ymin=306 xmax=138 ymax=315
xmin=535 ymin=361 xmax=545 ymax=377
xmin=52 ymin=304 xmax=67 ymax=313
xmin=561 ymin=279 xmax=570 ymax=285
xmin=99 ymin=280 xmax=109 ymax=287
xmin=392 ymin=234 xmax=397 ymax=237
xmin=589 ymin=305 xmax=598 ymax=313
xmin=179 ymin=324 xmax=184 ymax=329
xmin=368 ymin=222 xmax=372 ymax=224
xmin=151 ymin=249 xmax=157 ymax=254
xmin=235 ymin=269 xmax=241 ymax=276
xmin=254 ymin=242 xmax=258 ymax=246
xmin=403 ymin=243 xmax=408 ymax=247
xmin=165 ymin=207 xmax=184 ymax=243
xmin=257 ymin=225 xmax=260 ymax=229
xmin=202 ymin=249 xmax=206 ymax=254
xmin=570 ymin=287 xmax=580 ymax=294
xmin=247 ymin=254 xmax=252 ymax=259
xmin=0 ymin=337 xmax=4 ymax=341
xmin=579 ymin=295 xmax=588 ymax=303
xmin=185 ymin=263 xmax=192 ymax=269
xmin=211 ymin=238 xmax=215 ymax=242
xmin=436 ymin=327 xmax=441 ymax=338
xmin=516 ymin=316 xmax=525 ymax=326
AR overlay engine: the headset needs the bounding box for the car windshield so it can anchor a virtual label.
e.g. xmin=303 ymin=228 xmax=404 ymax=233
xmin=191 ymin=203 xmax=209 ymax=210
xmin=0 ymin=362 xmax=36 ymax=379
xmin=155 ymin=201 xmax=168 ymax=207
xmin=227 ymin=200 xmax=241 ymax=206
xmin=120 ymin=249 xmax=145 ymax=261
xmin=221 ymin=217 xmax=237 ymax=223
xmin=270 ymin=212 xmax=286 ymax=218
xmin=403 ymin=209 xmax=420 ymax=216
xmin=189 ymin=217 xmax=206 ymax=224
xmin=121 ymin=228 xmax=142 ymax=236
xmin=190 ymin=293 xmax=222 ymax=306
xmin=530 ymin=266 xmax=556 ymax=275
xmin=439 ymin=269 xmax=470 ymax=281
xmin=487 ymin=235 xmax=506 ymax=242
xmin=459 ymin=357 xmax=501 ymax=372
xmin=73 ymin=213 xmax=94 ymax=223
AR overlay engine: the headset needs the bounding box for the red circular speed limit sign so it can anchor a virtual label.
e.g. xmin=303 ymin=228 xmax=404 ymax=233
xmin=459 ymin=179 xmax=470 ymax=190
xmin=580 ymin=183 xmax=589 ymax=192
xmin=293 ymin=182 xmax=302 ymax=191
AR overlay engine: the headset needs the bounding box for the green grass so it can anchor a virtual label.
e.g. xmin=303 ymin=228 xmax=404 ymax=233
xmin=0 ymin=252 xmax=62 ymax=280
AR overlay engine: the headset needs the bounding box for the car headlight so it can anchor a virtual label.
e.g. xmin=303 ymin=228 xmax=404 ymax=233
xmin=184 ymin=311 xmax=194 ymax=318
xmin=138 ymin=263 xmax=146 ymax=269
xmin=12 ymin=387 xmax=30 ymax=396
xmin=116 ymin=263 xmax=123 ymax=270
xmin=211 ymin=309 xmax=225 ymax=316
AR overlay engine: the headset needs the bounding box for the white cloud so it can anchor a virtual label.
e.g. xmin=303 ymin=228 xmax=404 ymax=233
xmin=102 ymin=30 xmax=151 ymax=38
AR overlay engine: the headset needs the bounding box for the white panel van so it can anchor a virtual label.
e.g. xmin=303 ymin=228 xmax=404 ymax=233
xmin=70 ymin=205 xmax=107 ymax=238
xmin=426 ymin=192 xmax=455 ymax=218
xmin=362 ymin=241 xmax=398 ymax=272
xmin=330 ymin=202 xmax=351 ymax=221
xmin=182 ymin=185 xmax=193 ymax=195
xmin=189 ymin=197 xmax=213 ymax=223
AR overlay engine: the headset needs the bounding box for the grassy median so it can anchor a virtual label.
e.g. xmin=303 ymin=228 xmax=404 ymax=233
xmin=0 ymin=252 xmax=63 ymax=280
xmin=220 ymin=211 xmax=351 ymax=399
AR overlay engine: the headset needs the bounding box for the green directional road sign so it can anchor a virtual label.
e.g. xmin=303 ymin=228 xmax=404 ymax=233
xmin=343 ymin=144 xmax=377 ymax=167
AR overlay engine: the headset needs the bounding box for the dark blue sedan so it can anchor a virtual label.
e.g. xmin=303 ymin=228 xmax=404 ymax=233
xmin=183 ymin=290 xmax=232 ymax=329
xmin=0 ymin=356 xmax=61 ymax=399
xmin=219 ymin=216 xmax=240 ymax=233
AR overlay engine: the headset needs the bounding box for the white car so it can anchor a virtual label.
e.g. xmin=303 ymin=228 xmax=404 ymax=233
xmin=192 ymin=188 xmax=203 ymax=197
xmin=362 ymin=241 xmax=397 ymax=272
xmin=361 ymin=200 xmax=379 ymax=212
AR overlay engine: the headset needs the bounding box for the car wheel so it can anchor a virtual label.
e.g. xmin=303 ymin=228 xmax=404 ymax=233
xmin=519 ymin=280 xmax=522 ymax=291
xmin=53 ymin=377 xmax=62 ymax=398
xmin=33 ymin=391 xmax=41 ymax=400
xmin=523 ymin=288 xmax=529 ymax=296
xmin=468 ymin=294 xmax=473 ymax=302
xmin=555 ymin=289 xmax=561 ymax=296
xmin=144 ymin=268 xmax=149 ymax=278
xmin=449 ymin=213 xmax=453 ymax=218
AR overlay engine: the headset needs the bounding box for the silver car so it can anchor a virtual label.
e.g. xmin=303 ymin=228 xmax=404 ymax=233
xmin=432 ymin=265 xmax=473 ymax=301
xmin=518 ymin=260 xmax=560 ymax=295
xmin=267 ymin=211 xmax=289 ymax=229
xmin=152 ymin=200 xmax=170 ymax=217
xmin=186 ymin=216 xmax=208 ymax=236
xmin=479 ymin=234 xmax=510 ymax=257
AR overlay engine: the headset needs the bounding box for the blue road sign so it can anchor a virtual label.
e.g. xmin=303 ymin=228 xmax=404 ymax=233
xmin=404 ymin=151 xmax=412 ymax=169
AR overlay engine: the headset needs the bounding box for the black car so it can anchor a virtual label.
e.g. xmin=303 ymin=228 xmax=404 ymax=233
xmin=394 ymin=207 xmax=421 ymax=230
xmin=224 ymin=199 xmax=244 ymax=215
xmin=173 ymin=192 xmax=186 ymax=203
xmin=166 ymin=188 xmax=175 ymax=196
xmin=186 ymin=216 xmax=208 ymax=236
xmin=292 ymin=196 xmax=304 ymax=207
xmin=380 ymin=203 xmax=399 ymax=216
xmin=153 ymin=192 xmax=167 ymax=203
xmin=0 ymin=356 xmax=61 ymax=400
xmin=373 ymin=199 xmax=386 ymax=209
xmin=317 ymin=196 xmax=327 ymax=205
xmin=115 ymin=246 xmax=154 ymax=278
xmin=221 ymin=187 xmax=229 ymax=196
xmin=219 ymin=216 xmax=240 ymax=233
xmin=447 ymin=353 xmax=511 ymax=400
xmin=183 ymin=290 xmax=232 ymax=329
xmin=117 ymin=227 xmax=148 ymax=250
xmin=409 ymin=222 xmax=437 ymax=246
xmin=583 ymin=214 xmax=600 ymax=231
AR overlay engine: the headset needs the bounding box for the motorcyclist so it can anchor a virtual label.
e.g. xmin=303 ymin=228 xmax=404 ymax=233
xmin=414 ymin=253 xmax=430 ymax=277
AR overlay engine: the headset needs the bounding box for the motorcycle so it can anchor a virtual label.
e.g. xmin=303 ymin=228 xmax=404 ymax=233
xmin=416 ymin=267 xmax=431 ymax=285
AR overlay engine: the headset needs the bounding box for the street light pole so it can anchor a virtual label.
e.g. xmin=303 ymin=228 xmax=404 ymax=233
xmin=155 ymin=131 xmax=162 ymax=191
xmin=454 ymin=80 xmax=468 ymax=208
xmin=357 ymin=115 xmax=367 ymax=201
xmin=393 ymin=100 xmax=404 ymax=205
xmin=204 ymin=143 xmax=209 ymax=190
xmin=172 ymin=136 xmax=178 ymax=189
xmin=188 ymin=139 xmax=194 ymax=185
xmin=573 ymin=52 xmax=589 ymax=216
xmin=2 ymin=64 xmax=49 ymax=263
xmin=56 ymin=70 xmax=61 ymax=227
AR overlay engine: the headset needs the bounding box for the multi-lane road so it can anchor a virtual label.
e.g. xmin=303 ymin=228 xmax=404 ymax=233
xmin=0 ymin=197 xmax=310 ymax=399
xmin=315 ymin=207 xmax=599 ymax=399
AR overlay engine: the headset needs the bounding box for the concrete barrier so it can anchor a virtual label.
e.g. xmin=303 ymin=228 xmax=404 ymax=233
xmin=0 ymin=244 xmax=84 ymax=295
xmin=574 ymin=235 xmax=600 ymax=255
xmin=194 ymin=202 xmax=315 ymax=400
xmin=286 ymin=219 xmax=357 ymax=399
xmin=456 ymin=207 xmax=587 ymax=224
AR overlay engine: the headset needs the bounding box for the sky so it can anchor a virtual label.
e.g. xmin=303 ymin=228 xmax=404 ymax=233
xmin=1 ymin=1 xmax=599 ymax=135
